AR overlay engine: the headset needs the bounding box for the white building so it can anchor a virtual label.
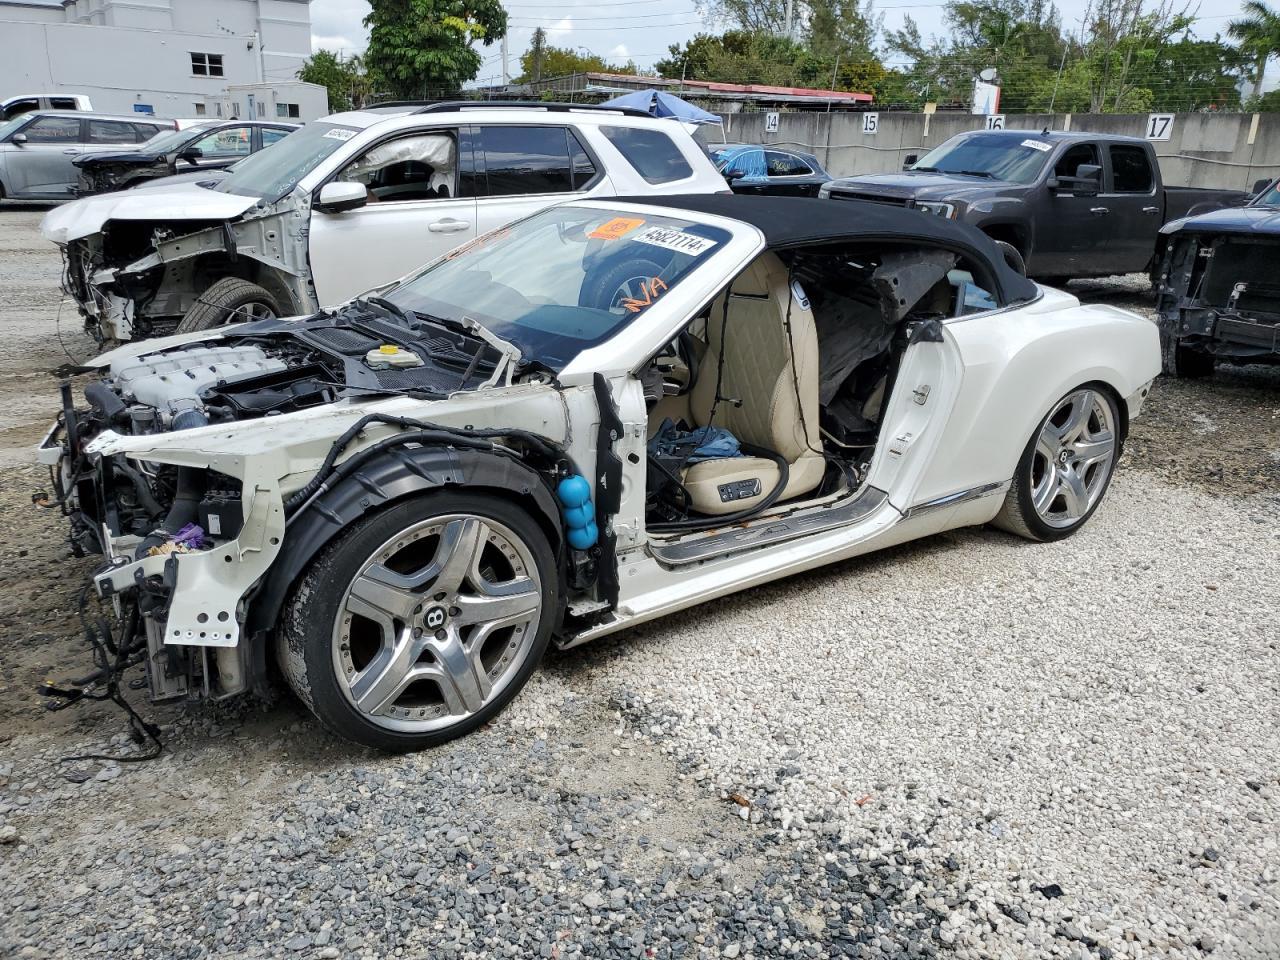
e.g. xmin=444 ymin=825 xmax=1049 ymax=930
xmin=0 ymin=0 xmax=327 ymax=120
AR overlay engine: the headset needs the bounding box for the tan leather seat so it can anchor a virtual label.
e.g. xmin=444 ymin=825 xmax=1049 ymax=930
xmin=681 ymin=252 xmax=825 ymax=516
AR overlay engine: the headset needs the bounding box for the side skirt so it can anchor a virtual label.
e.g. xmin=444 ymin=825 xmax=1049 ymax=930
xmin=557 ymin=485 xmax=1006 ymax=651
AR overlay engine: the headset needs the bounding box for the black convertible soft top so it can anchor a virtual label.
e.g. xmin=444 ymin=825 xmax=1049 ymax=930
xmin=614 ymin=193 xmax=1039 ymax=304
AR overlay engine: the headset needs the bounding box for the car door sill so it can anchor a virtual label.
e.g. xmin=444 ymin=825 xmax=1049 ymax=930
xmin=648 ymin=486 xmax=889 ymax=567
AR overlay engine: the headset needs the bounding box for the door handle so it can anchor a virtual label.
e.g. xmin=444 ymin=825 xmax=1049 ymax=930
xmin=1089 ymin=206 xmax=1110 ymax=216
xmin=1141 ymin=206 xmax=1160 ymax=214
xmin=428 ymin=218 xmax=470 ymax=233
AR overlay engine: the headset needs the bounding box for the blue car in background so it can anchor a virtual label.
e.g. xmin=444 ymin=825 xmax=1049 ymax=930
xmin=709 ymin=142 xmax=832 ymax=197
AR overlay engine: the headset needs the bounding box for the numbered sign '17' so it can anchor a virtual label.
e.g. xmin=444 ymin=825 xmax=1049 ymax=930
xmin=1146 ymin=114 xmax=1174 ymax=141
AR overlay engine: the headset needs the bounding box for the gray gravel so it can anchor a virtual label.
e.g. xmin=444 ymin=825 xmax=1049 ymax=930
xmin=1 ymin=212 xmax=1278 ymax=958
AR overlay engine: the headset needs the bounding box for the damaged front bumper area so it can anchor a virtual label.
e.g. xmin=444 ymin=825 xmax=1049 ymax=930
xmin=40 ymin=411 xmax=285 ymax=706
xmin=1156 ymin=233 xmax=1280 ymax=366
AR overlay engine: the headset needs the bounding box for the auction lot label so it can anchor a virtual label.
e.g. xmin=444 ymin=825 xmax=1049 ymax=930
xmin=632 ymin=226 xmax=718 ymax=256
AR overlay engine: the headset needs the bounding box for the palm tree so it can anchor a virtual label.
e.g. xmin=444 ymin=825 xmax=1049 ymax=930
xmin=1229 ymin=0 xmax=1280 ymax=101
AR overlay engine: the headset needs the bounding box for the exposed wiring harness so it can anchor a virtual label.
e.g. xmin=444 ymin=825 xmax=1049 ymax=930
xmin=42 ymin=576 xmax=164 ymax=766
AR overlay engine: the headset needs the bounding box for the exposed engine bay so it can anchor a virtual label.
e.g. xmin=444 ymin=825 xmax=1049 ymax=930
xmin=42 ymin=299 xmax=569 ymax=711
xmin=1157 ymin=231 xmax=1280 ymax=371
xmin=59 ymin=206 xmax=313 ymax=344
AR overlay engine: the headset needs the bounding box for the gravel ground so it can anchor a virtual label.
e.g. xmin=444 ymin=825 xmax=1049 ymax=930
xmin=0 ymin=206 xmax=1278 ymax=959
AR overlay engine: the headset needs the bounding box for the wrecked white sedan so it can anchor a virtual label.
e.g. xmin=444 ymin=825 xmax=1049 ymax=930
xmin=40 ymin=195 xmax=1159 ymax=751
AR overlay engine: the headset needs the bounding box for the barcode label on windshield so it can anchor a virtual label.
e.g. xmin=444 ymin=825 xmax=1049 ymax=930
xmin=1021 ymin=139 xmax=1052 ymax=152
xmin=632 ymin=226 xmax=718 ymax=256
xmin=323 ymin=128 xmax=357 ymax=141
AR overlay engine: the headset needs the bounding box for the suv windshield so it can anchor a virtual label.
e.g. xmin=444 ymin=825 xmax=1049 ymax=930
xmin=1253 ymin=179 xmax=1280 ymax=206
xmin=215 ymin=122 xmax=359 ymax=200
xmin=142 ymin=126 xmax=213 ymax=153
xmin=385 ymin=206 xmax=731 ymax=370
xmin=911 ymin=133 xmax=1052 ymax=184
xmin=0 ymin=115 xmax=33 ymax=141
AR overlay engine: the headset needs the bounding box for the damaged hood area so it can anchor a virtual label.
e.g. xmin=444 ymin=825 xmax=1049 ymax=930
xmin=40 ymin=182 xmax=262 ymax=243
xmin=1161 ymin=205 xmax=1280 ymax=238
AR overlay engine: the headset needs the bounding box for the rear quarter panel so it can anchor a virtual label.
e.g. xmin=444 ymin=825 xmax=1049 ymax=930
xmin=913 ymin=288 xmax=1160 ymax=505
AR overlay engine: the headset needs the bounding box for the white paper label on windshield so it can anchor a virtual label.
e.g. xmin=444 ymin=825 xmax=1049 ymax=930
xmin=323 ymin=128 xmax=357 ymax=141
xmin=1021 ymin=139 xmax=1052 ymax=152
xmin=631 ymin=226 xmax=718 ymax=257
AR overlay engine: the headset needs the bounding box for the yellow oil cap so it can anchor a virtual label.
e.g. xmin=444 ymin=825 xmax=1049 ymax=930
xmin=379 ymin=344 xmax=400 ymax=354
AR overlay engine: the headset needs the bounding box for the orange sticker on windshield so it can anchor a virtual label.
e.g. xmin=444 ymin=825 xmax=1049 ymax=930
xmin=589 ymin=217 xmax=645 ymax=240
xmin=621 ymin=277 xmax=668 ymax=313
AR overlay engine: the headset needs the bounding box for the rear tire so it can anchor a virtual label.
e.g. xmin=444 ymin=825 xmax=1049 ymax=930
xmin=175 ymin=277 xmax=281 ymax=333
xmin=276 ymin=492 xmax=558 ymax=752
xmin=993 ymin=385 xmax=1121 ymax=543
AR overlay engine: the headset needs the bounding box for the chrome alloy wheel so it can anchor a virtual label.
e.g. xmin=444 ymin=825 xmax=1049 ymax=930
xmin=1029 ymin=388 xmax=1117 ymax=529
xmin=331 ymin=515 xmax=543 ymax=733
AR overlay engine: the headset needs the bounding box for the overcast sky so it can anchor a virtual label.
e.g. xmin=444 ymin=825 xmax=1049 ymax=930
xmin=308 ymin=0 xmax=1255 ymax=82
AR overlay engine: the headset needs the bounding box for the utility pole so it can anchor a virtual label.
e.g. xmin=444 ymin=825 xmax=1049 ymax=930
xmin=501 ymin=33 xmax=510 ymax=86
xmin=784 ymin=0 xmax=794 ymax=39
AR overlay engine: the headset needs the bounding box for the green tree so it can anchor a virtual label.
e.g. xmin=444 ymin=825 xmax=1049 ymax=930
xmin=1229 ymin=0 xmax=1280 ymax=101
xmin=363 ymin=0 xmax=508 ymax=99
xmin=297 ymin=50 xmax=370 ymax=112
xmin=515 ymin=43 xmax=637 ymax=83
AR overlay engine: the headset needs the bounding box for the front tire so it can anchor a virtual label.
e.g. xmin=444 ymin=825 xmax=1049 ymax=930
xmin=176 ymin=277 xmax=280 ymax=333
xmin=993 ymin=386 xmax=1121 ymax=542
xmin=1160 ymin=330 xmax=1215 ymax=379
xmin=276 ymin=492 xmax=558 ymax=752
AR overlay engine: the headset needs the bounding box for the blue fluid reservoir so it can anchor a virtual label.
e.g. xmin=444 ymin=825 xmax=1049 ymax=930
xmin=556 ymin=475 xmax=598 ymax=549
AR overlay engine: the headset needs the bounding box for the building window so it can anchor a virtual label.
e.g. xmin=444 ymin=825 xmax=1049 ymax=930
xmin=276 ymin=102 xmax=301 ymax=119
xmin=191 ymin=53 xmax=224 ymax=78
xmin=193 ymin=103 xmax=206 ymax=116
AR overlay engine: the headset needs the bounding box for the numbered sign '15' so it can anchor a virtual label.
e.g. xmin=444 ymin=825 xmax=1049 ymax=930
xmin=862 ymin=112 xmax=879 ymax=135
xmin=1146 ymin=114 xmax=1174 ymax=141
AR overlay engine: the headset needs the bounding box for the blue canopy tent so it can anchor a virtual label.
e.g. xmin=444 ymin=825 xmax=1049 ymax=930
xmin=601 ymin=89 xmax=722 ymax=126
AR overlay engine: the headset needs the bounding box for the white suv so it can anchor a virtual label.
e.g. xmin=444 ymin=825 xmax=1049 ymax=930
xmin=41 ymin=101 xmax=729 ymax=342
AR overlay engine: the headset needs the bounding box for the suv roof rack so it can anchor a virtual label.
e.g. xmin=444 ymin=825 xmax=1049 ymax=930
xmin=363 ymin=99 xmax=655 ymax=119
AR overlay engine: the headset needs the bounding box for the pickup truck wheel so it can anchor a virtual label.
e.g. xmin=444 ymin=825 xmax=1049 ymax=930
xmin=276 ymin=492 xmax=558 ymax=752
xmin=176 ymin=277 xmax=281 ymax=333
xmin=1161 ymin=332 xmax=1214 ymax=379
xmin=993 ymin=386 xmax=1120 ymax=543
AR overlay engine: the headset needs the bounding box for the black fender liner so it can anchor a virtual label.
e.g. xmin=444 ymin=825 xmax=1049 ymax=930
xmin=244 ymin=446 xmax=564 ymax=640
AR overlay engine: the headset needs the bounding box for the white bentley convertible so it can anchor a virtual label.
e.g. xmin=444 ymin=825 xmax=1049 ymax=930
xmin=41 ymin=195 xmax=1159 ymax=750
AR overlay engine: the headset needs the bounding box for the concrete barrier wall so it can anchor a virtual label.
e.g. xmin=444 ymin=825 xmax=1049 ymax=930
xmin=698 ymin=112 xmax=1280 ymax=192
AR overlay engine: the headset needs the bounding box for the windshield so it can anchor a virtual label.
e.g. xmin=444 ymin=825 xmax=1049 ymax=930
xmin=0 ymin=115 xmax=32 ymax=141
xmin=910 ymin=133 xmax=1051 ymax=184
xmin=140 ymin=125 xmax=212 ymax=153
xmin=384 ymin=206 xmax=732 ymax=371
xmin=709 ymin=146 xmax=737 ymax=171
xmin=1253 ymin=179 xmax=1280 ymax=206
xmin=215 ymin=122 xmax=359 ymax=200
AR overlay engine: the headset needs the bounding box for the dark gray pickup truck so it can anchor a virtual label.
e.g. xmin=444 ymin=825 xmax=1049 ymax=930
xmin=819 ymin=130 xmax=1249 ymax=282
